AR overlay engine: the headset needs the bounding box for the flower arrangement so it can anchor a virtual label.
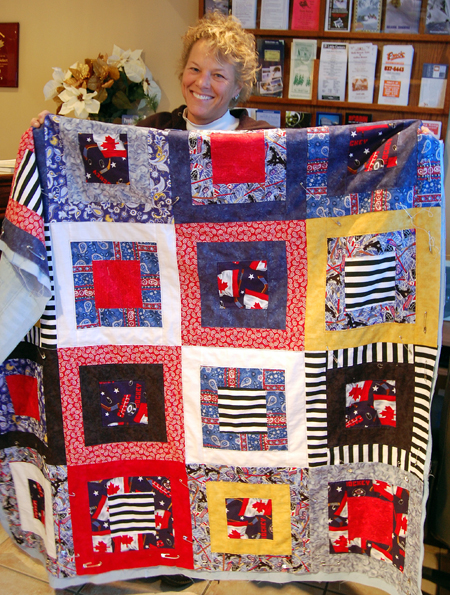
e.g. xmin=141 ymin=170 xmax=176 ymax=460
xmin=43 ymin=45 xmax=161 ymax=123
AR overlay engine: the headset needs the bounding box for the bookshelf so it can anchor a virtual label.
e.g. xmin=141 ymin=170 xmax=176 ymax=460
xmin=198 ymin=0 xmax=450 ymax=135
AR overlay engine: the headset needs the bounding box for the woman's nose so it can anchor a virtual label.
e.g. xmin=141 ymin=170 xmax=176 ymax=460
xmin=196 ymin=71 xmax=211 ymax=88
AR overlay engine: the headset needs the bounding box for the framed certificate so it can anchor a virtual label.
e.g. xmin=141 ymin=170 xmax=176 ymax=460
xmin=0 ymin=23 xmax=19 ymax=87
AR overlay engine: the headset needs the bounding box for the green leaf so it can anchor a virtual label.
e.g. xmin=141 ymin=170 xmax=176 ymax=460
xmin=112 ymin=90 xmax=133 ymax=109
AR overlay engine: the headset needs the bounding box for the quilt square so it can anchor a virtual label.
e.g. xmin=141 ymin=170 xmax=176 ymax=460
xmin=183 ymin=346 xmax=307 ymax=468
xmin=188 ymin=465 xmax=309 ymax=571
xmin=198 ymin=240 xmax=284 ymax=329
xmin=0 ymin=343 xmax=66 ymax=465
xmin=328 ymin=478 xmax=409 ymax=572
xmin=59 ymin=345 xmax=183 ymax=465
xmin=68 ymin=460 xmax=193 ymax=574
xmin=46 ymin=117 xmax=173 ymax=223
xmin=326 ymin=229 xmax=415 ymax=329
xmin=52 ymin=221 xmax=181 ymax=348
xmin=71 ymin=240 xmax=161 ymax=329
xmin=217 ymin=260 xmax=269 ymax=310
xmin=305 ymin=209 xmax=441 ymax=350
xmin=88 ymin=475 xmax=173 ymax=552
xmin=189 ymin=129 xmax=286 ymax=205
xmin=0 ymin=358 xmax=46 ymax=444
xmin=79 ymin=362 xmax=166 ymax=445
xmin=305 ymin=343 xmax=437 ymax=479
xmin=201 ymin=366 xmax=287 ymax=451
xmin=176 ymin=220 xmax=307 ymax=350
xmin=346 ymin=380 xmax=396 ymax=428
xmin=9 ymin=461 xmax=57 ymax=559
xmin=78 ymin=132 xmax=130 ymax=185
xmin=226 ymin=497 xmax=273 ymax=540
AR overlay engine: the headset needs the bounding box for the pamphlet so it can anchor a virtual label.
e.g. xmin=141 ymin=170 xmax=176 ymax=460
xmin=291 ymin=0 xmax=321 ymax=31
xmin=260 ymin=0 xmax=290 ymax=29
xmin=289 ymin=39 xmax=317 ymax=100
xmin=232 ymin=0 xmax=257 ymax=28
xmin=255 ymin=109 xmax=282 ymax=127
xmin=345 ymin=112 xmax=373 ymax=124
xmin=384 ymin=0 xmax=422 ymax=34
xmin=255 ymin=39 xmax=285 ymax=97
xmin=422 ymin=119 xmax=442 ymax=138
xmin=318 ymin=42 xmax=348 ymax=101
xmin=378 ymin=44 xmax=414 ymax=106
xmin=285 ymin=111 xmax=312 ymax=128
xmin=426 ymin=0 xmax=450 ymax=33
xmin=325 ymin=0 xmax=353 ymax=31
xmin=316 ymin=111 xmax=342 ymax=126
xmin=419 ymin=63 xmax=448 ymax=108
xmin=204 ymin=0 xmax=230 ymax=14
xmin=353 ymin=0 xmax=382 ymax=32
xmin=348 ymin=43 xmax=378 ymax=103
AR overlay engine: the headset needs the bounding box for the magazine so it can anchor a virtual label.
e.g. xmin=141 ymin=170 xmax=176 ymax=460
xmin=384 ymin=0 xmax=422 ymax=34
xmin=325 ymin=0 xmax=354 ymax=31
xmin=255 ymin=39 xmax=285 ymax=97
xmin=353 ymin=0 xmax=382 ymax=32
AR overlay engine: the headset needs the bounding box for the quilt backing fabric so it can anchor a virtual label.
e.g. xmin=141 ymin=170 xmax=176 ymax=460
xmin=0 ymin=116 xmax=444 ymax=595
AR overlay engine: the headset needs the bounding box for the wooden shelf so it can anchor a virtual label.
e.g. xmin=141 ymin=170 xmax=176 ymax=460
xmin=199 ymin=0 xmax=450 ymax=135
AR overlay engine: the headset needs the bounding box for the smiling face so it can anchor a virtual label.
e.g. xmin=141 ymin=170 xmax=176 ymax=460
xmin=181 ymin=39 xmax=242 ymax=126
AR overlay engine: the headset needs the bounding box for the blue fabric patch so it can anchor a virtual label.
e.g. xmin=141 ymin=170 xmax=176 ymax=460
xmin=197 ymin=240 xmax=287 ymax=329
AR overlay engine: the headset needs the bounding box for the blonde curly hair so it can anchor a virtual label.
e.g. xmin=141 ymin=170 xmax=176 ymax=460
xmin=179 ymin=12 xmax=258 ymax=105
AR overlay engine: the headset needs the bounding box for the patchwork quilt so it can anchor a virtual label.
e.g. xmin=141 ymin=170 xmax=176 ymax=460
xmin=0 ymin=116 xmax=444 ymax=594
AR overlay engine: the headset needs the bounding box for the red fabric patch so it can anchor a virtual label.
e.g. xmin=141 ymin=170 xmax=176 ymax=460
xmin=6 ymin=374 xmax=40 ymax=421
xmin=211 ymin=131 xmax=265 ymax=184
xmin=92 ymin=260 xmax=143 ymax=309
xmin=68 ymin=460 xmax=193 ymax=575
xmin=347 ymin=496 xmax=394 ymax=546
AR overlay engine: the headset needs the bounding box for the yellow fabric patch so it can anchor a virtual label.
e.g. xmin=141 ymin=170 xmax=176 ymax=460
xmin=305 ymin=208 xmax=441 ymax=351
xmin=206 ymin=481 xmax=292 ymax=555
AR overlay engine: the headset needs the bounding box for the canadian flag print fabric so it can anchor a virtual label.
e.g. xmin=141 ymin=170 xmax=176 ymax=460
xmin=217 ymin=260 xmax=269 ymax=310
xmin=78 ymin=133 xmax=130 ymax=185
xmin=226 ymin=497 xmax=273 ymax=540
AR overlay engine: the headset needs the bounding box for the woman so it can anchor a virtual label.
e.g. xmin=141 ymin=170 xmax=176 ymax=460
xmin=31 ymin=12 xmax=272 ymax=131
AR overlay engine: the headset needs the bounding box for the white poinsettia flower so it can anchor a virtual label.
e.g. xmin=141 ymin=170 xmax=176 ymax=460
xmin=58 ymin=87 xmax=100 ymax=119
xmin=143 ymin=66 xmax=161 ymax=102
xmin=107 ymin=45 xmax=146 ymax=82
xmin=43 ymin=67 xmax=69 ymax=100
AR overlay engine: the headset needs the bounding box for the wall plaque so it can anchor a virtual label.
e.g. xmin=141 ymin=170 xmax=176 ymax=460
xmin=0 ymin=23 xmax=19 ymax=87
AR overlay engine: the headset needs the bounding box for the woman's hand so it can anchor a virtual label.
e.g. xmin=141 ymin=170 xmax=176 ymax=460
xmin=30 ymin=110 xmax=51 ymax=128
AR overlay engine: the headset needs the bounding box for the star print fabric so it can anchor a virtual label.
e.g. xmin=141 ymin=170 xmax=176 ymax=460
xmin=78 ymin=133 xmax=130 ymax=185
xmin=217 ymin=260 xmax=269 ymax=309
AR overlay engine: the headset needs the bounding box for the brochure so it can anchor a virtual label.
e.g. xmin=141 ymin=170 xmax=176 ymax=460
xmin=378 ymin=45 xmax=414 ymax=106
xmin=426 ymin=0 xmax=450 ymax=33
xmin=285 ymin=111 xmax=312 ymax=128
xmin=255 ymin=39 xmax=285 ymax=97
xmin=291 ymin=0 xmax=321 ymax=31
xmin=419 ymin=63 xmax=448 ymax=108
xmin=204 ymin=0 xmax=230 ymax=14
xmin=384 ymin=0 xmax=422 ymax=34
xmin=260 ymin=0 xmax=290 ymax=29
xmin=288 ymin=39 xmax=317 ymax=100
xmin=353 ymin=0 xmax=382 ymax=32
xmin=318 ymin=42 xmax=348 ymax=101
xmin=231 ymin=0 xmax=257 ymax=28
xmin=325 ymin=0 xmax=353 ymax=31
xmin=348 ymin=43 xmax=378 ymax=103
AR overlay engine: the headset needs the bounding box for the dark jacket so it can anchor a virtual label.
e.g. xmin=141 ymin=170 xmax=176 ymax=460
xmin=136 ymin=105 xmax=274 ymax=130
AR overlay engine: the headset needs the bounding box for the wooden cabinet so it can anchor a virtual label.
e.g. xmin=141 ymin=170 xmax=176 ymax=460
xmin=198 ymin=1 xmax=450 ymax=135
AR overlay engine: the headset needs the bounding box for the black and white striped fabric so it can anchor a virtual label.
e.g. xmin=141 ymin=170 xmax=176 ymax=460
xmin=108 ymin=492 xmax=155 ymax=536
xmin=11 ymin=149 xmax=42 ymax=215
xmin=218 ymin=387 xmax=267 ymax=433
xmin=305 ymin=343 xmax=437 ymax=479
xmin=24 ymin=223 xmax=57 ymax=349
xmin=344 ymin=253 xmax=396 ymax=310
